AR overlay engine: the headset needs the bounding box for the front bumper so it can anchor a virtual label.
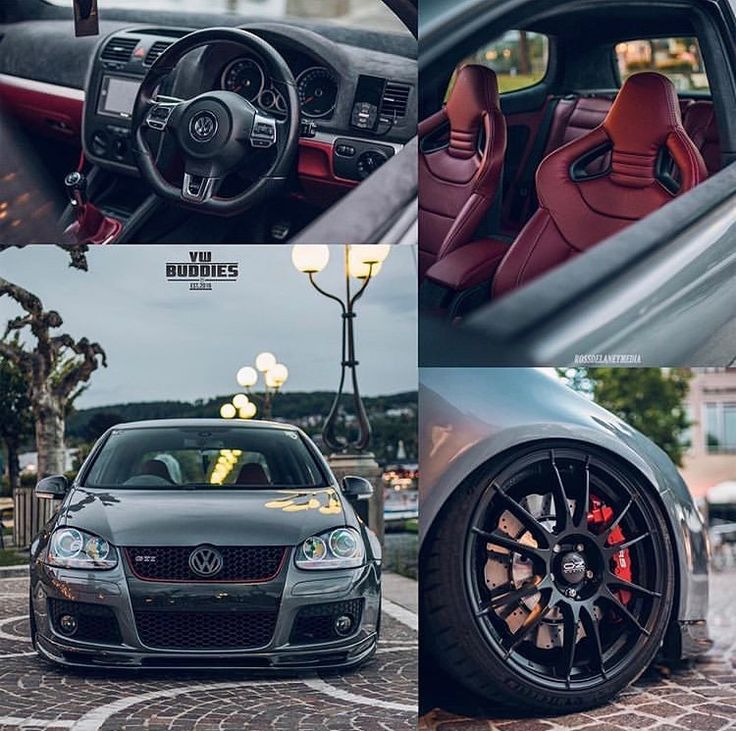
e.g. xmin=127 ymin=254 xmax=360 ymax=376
xmin=32 ymin=557 xmax=380 ymax=670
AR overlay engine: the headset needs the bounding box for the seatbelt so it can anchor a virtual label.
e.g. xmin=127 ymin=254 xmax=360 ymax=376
xmin=510 ymin=96 xmax=561 ymax=224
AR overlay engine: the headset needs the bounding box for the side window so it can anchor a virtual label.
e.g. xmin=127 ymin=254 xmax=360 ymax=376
xmin=447 ymin=31 xmax=550 ymax=99
xmin=616 ymin=37 xmax=709 ymax=92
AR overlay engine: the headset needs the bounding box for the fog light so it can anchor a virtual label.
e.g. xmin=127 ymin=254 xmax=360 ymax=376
xmin=58 ymin=614 xmax=78 ymax=636
xmin=334 ymin=614 xmax=353 ymax=636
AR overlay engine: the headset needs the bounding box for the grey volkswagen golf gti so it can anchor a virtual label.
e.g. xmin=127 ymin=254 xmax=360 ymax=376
xmin=29 ymin=419 xmax=380 ymax=670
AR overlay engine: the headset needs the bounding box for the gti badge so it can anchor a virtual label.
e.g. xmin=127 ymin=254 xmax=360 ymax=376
xmin=189 ymin=111 xmax=218 ymax=143
xmin=188 ymin=545 xmax=224 ymax=577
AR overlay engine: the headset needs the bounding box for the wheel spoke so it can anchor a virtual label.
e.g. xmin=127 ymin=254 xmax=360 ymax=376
xmin=472 ymin=526 xmax=549 ymax=563
xmin=606 ymin=532 xmax=650 ymax=553
xmin=504 ymin=600 xmax=553 ymax=658
xmin=606 ymin=573 xmax=662 ymax=598
xmin=602 ymin=586 xmax=650 ymax=636
xmin=600 ymin=499 xmax=633 ymax=544
xmin=573 ymin=455 xmax=591 ymax=529
xmin=558 ymin=600 xmax=580 ymax=686
xmin=579 ymin=604 xmax=607 ymax=679
xmin=493 ymin=484 xmax=554 ymax=547
xmin=550 ymin=450 xmax=572 ymax=532
xmin=476 ymin=579 xmax=542 ymax=618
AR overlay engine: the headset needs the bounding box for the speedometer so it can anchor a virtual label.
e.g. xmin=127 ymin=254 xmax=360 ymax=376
xmin=221 ymin=57 xmax=265 ymax=102
xmin=296 ymin=67 xmax=338 ymax=119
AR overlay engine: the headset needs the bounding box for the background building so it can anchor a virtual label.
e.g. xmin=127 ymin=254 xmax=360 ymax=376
xmin=680 ymin=368 xmax=736 ymax=499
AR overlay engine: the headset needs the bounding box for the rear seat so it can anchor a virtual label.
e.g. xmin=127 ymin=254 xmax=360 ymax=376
xmin=682 ymin=100 xmax=720 ymax=176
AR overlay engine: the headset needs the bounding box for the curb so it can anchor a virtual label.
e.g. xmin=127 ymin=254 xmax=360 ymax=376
xmin=0 ymin=564 xmax=28 ymax=579
xmin=382 ymin=570 xmax=418 ymax=614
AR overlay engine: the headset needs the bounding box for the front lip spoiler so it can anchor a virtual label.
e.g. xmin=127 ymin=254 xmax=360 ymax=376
xmin=35 ymin=632 xmax=378 ymax=671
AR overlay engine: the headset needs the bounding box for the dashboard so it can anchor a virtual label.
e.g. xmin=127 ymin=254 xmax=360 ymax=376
xmin=220 ymin=55 xmax=338 ymax=120
xmin=80 ymin=24 xmax=416 ymax=196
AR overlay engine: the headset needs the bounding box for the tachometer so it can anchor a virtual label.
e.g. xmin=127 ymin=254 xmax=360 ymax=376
xmin=221 ymin=57 xmax=265 ymax=102
xmin=296 ymin=67 xmax=338 ymax=119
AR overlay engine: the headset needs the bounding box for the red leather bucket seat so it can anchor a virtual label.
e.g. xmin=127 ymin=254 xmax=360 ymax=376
xmin=418 ymin=65 xmax=507 ymax=280
xmin=492 ymin=72 xmax=707 ymax=298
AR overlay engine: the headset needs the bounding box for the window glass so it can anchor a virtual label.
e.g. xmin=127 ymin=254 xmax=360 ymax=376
xmin=705 ymin=403 xmax=736 ymax=454
xmin=84 ymin=426 xmax=325 ymax=488
xmin=449 ymin=31 xmax=549 ymax=96
xmin=616 ymin=37 xmax=709 ymax=92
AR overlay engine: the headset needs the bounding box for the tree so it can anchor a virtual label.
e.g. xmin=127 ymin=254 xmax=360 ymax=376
xmin=0 ymin=340 xmax=33 ymax=493
xmin=562 ymin=368 xmax=692 ymax=466
xmin=0 ymin=278 xmax=107 ymax=477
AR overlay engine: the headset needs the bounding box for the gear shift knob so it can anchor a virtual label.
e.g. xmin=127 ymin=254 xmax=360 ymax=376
xmin=65 ymin=171 xmax=88 ymax=209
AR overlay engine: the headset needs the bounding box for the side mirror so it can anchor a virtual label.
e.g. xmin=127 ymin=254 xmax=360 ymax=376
xmin=35 ymin=475 xmax=70 ymax=500
xmin=341 ymin=475 xmax=373 ymax=502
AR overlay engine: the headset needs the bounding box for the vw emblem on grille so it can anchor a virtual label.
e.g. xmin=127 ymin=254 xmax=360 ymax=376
xmin=189 ymin=111 xmax=218 ymax=142
xmin=188 ymin=545 xmax=223 ymax=577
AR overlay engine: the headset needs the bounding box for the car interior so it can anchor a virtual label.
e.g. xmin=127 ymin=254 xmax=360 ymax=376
xmin=418 ymin=3 xmax=733 ymax=319
xmin=0 ymin=0 xmax=417 ymax=245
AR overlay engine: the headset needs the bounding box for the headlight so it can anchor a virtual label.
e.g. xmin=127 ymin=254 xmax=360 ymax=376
xmin=46 ymin=528 xmax=117 ymax=570
xmin=296 ymin=527 xmax=365 ymax=570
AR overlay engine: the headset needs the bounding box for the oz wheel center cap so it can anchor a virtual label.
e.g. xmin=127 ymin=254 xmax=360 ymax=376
xmin=558 ymin=551 xmax=587 ymax=585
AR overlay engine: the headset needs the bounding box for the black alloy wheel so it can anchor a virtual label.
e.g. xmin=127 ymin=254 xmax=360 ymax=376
xmin=421 ymin=443 xmax=675 ymax=712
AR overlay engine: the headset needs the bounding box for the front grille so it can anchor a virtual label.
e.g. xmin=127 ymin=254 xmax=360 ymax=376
xmin=290 ymin=599 xmax=364 ymax=644
xmin=49 ymin=599 xmax=122 ymax=645
xmin=125 ymin=545 xmax=287 ymax=582
xmin=135 ymin=610 xmax=278 ymax=650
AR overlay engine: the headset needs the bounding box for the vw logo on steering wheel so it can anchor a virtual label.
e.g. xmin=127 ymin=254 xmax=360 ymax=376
xmin=189 ymin=111 xmax=218 ymax=143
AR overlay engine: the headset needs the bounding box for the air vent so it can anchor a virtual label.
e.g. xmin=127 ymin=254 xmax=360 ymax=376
xmin=144 ymin=40 xmax=173 ymax=66
xmin=381 ymin=81 xmax=411 ymax=119
xmin=101 ymin=37 xmax=140 ymax=63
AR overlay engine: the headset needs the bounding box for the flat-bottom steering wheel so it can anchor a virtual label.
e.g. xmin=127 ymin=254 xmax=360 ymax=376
xmin=132 ymin=27 xmax=300 ymax=216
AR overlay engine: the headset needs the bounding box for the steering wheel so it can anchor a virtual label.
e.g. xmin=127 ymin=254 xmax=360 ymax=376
xmin=132 ymin=28 xmax=300 ymax=216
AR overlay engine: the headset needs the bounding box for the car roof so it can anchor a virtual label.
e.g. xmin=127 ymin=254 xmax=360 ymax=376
xmin=109 ymin=419 xmax=298 ymax=432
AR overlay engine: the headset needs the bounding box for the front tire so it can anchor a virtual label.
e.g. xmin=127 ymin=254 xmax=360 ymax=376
xmin=421 ymin=443 xmax=675 ymax=713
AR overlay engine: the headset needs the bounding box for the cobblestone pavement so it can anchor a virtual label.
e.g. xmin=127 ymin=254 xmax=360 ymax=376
xmin=420 ymin=569 xmax=736 ymax=731
xmin=0 ymin=576 xmax=417 ymax=731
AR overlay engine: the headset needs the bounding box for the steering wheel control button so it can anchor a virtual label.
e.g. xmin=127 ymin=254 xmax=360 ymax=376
xmin=189 ymin=111 xmax=219 ymax=143
xmin=336 ymin=144 xmax=356 ymax=157
xmin=251 ymin=113 xmax=277 ymax=148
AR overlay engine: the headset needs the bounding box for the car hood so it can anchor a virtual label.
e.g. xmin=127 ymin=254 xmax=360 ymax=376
xmin=59 ymin=487 xmax=348 ymax=547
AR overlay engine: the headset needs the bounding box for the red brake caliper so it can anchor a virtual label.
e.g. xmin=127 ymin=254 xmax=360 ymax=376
xmin=587 ymin=496 xmax=632 ymax=605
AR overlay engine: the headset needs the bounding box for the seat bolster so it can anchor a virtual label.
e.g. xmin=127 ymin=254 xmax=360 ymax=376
xmin=419 ymin=108 xmax=449 ymax=138
xmin=492 ymin=208 xmax=574 ymax=299
xmin=666 ymin=129 xmax=708 ymax=191
xmin=425 ymin=239 xmax=509 ymax=290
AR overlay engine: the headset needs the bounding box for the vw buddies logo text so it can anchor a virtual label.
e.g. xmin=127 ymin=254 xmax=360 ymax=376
xmin=166 ymin=251 xmax=239 ymax=291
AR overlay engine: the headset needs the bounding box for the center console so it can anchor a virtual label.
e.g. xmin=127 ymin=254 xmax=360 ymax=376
xmin=84 ymin=29 xmax=184 ymax=173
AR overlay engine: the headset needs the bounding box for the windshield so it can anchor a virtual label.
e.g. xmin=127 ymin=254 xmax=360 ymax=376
xmin=83 ymin=426 xmax=326 ymax=489
xmin=45 ymin=0 xmax=406 ymax=34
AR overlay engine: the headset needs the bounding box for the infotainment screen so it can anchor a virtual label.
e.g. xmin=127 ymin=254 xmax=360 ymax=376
xmin=98 ymin=75 xmax=141 ymax=118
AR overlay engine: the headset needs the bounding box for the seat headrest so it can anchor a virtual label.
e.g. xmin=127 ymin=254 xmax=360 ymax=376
xmin=140 ymin=459 xmax=173 ymax=483
xmin=235 ymin=463 xmax=271 ymax=486
xmin=446 ymin=64 xmax=500 ymax=132
xmin=603 ymin=72 xmax=682 ymax=152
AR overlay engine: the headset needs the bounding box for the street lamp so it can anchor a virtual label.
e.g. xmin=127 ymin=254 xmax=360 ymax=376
xmin=291 ymin=244 xmax=390 ymax=452
xmin=235 ymin=352 xmax=289 ymax=419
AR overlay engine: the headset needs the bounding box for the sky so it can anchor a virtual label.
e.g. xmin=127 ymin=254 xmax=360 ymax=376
xmin=0 ymin=245 xmax=417 ymax=408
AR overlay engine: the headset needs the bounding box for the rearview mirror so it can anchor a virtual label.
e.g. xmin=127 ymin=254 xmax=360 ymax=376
xmin=341 ymin=475 xmax=373 ymax=501
xmin=73 ymin=0 xmax=99 ymax=37
xmin=35 ymin=475 xmax=70 ymax=500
